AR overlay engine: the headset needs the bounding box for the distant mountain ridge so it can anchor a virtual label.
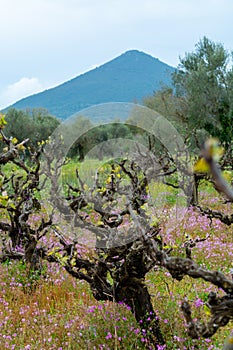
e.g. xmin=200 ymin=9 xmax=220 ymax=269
xmin=4 ymin=50 xmax=175 ymax=120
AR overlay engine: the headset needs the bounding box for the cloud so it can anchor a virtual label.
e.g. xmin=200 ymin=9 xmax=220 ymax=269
xmin=0 ymin=77 xmax=44 ymax=110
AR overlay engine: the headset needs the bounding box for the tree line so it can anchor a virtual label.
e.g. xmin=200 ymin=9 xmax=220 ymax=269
xmin=2 ymin=107 xmax=60 ymax=149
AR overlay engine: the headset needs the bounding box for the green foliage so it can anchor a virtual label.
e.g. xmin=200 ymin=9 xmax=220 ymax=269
xmin=144 ymin=37 xmax=233 ymax=152
xmin=143 ymin=87 xmax=188 ymax=139
xmin=67 ymin=117 xmax=134 ymax=161
xmin=4 ymin=108 xmax=60 ymax=148
xmin=67 ymin=115 xmax=94 ymax=160
xmin=0 ymin=113 xmax=7 ymax=129
xmin=173 ymin=36 xmax=233 ymax=146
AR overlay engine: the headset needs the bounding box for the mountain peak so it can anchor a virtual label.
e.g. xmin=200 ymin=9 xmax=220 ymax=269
xmin=4 ymin=50 xmax=175 ymax=120
xmin=124 ymin=49 xmax=153 ymax=56
xmin=119 ymin=49 xmax=160 ymax=62
xmin=105 ymin=49 xmax=160 ymax=66
xmin=123 ymin=49 xmax=146 ymax=55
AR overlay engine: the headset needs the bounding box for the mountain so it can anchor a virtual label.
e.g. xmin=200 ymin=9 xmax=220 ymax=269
xmin=4 ymin=50 xmax=175 ymax=120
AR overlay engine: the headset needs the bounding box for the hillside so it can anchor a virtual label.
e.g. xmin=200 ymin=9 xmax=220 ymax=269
xmin=4 ymin=50 xmax=175 ymax=120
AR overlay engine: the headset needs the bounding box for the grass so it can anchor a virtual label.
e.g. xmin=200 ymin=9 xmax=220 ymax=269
xmin=1 ymin=159 xmax=233 ymax=349
xmin=62 ymin=158 xmax=107 ymax=187
xmin=0 ymin=263 xmax=146 ymax=350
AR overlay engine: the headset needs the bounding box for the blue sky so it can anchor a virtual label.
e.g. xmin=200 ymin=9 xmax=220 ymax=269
xmin=1 ymin=0 xmax=233 ymax=109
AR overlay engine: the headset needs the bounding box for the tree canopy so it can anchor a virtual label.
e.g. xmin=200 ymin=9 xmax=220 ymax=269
xmin=144 ymin=37 xmax=233 ymax=151
xmin=3 ymin=108 xmax=60 ymax=148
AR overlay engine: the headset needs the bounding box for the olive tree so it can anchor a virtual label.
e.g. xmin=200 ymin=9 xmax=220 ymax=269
xmin=173 ymin=36 xmax=233 ymax=148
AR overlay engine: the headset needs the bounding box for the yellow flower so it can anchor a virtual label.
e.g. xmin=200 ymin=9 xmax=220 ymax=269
xmin=11 ymin=137 xmax=18 ymax=145
xmin=0 ymin=114 xmax=7 ymax=129
xmin=203 ymin=304 xmax=211 ymax=316
xmin=17 ymin=144 xmax=25 ymax=151
xmin=193 ymin=157 xmax=210 ymax=173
